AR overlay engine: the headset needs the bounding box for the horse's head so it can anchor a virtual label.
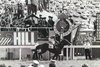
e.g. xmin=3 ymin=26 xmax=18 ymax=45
xmin=57 ymin=39 xmax=70 ymax=50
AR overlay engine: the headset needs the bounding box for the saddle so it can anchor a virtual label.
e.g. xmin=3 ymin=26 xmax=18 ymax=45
xmin=49 ymin=42 xmax=59 ymax=49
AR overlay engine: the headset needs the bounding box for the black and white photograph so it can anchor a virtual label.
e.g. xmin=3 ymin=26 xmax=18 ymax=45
xmin=0 ymin=0 xmax=99 ymax=67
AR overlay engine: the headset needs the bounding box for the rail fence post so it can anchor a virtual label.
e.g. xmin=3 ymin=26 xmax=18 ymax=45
xmin=19 ymin=48 xmax=22 ymax=61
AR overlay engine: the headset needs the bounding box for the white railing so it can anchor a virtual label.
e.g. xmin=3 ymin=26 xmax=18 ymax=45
xmin=64 ymin=45 xmax=100 ymax=48
xmin=64 ymin=45 xmax=100 ymax=60
xmin=0 ymin=45 xmax=100 ymax=60
xmin=0 ymin=27 xmax=53 ymax=31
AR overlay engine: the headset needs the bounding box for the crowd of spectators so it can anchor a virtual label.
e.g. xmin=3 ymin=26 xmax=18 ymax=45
xmin=0 ymin=0 xmax=99 ymax=30
xmin=49 ymin=0 xmax=100 ymax=30
xmin=0 ymin=0 xmax=55 ymax=28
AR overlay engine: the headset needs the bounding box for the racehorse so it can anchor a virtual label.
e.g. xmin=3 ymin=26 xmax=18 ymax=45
xmin=32 ymin=39 xmax=70 ymax=60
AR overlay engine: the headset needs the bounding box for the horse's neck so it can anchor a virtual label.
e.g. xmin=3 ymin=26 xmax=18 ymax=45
xmin=58 ymin=39 xmax=67 ymax=49
xmin=57 ymin=43 xmax=64 ymax=50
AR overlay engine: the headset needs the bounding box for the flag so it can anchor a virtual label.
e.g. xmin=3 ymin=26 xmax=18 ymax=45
xmin=71 ymin=24 xmax=81 ymax=45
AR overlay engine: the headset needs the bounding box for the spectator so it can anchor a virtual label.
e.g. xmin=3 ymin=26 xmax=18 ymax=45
xmin=17 ymin=3 xmax=24 ymax=19
xmin=25 ymin=0 xmax=37 ymax=15
xmin=48 ymin=16 xmax=54 ymax=27
xmin=83 ymin=40 xmax=92 ymax=60
xmin=49 ymin=60 xmax=56 ymax=67
xmin=28 ymin=60 xmax=45 ymax=67
xmin=42 ymin=17 xmax=47 ymax=27
xmin=38 ymin=15 xmax=43 ymax=27
xmin=8 ymin=66 xmax=11 ymax=67
xmin=82 ymin=64 xmax=88 ymax=67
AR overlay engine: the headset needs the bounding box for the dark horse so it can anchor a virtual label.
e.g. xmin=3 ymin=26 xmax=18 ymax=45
xmin=32 ymin=39 xmax=70 ymax=60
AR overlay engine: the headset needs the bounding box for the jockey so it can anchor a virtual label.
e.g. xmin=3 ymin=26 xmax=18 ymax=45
xmin=49 ymin=36 xmax=59 ymax=49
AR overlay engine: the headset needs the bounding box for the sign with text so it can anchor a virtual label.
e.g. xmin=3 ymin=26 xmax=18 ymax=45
xmin=96 ymin=13 xmax=100 ymax=40
xmin=0 ymin=32 xmax=37 ymax=46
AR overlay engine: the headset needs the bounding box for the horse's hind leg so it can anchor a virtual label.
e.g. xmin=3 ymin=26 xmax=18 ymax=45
xmin=38 ymin=49 xmax=47 ymax=60
xmin=32 ymin=52 xmax=38 ymax=60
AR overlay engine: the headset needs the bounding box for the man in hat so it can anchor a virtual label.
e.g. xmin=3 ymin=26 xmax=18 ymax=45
xmin=28 ymin=60 xmax=39 ymax=67
xmin=82 ymin=64 xmax=89 ymax=67
xmin=25 ymin=0 xmax=37 ymax=15
xmin=48 ymin=16 xmax=54 ymax=27
xmin=42 ymin=17 xmax=47 ymax=27
xmin=28 ymin=60 xmax=45 ymax=67
xmin=83 ymin=40 xmax=92 ymax=60
xmin=71 ymin=11 xmax=81 ymax=25
xmin=38 ymin=15 xmax=43 ymax=27
xmin=58 ymin=10 xmax=69 ymax=20
xmin=80 ymin=11 xmax=91 ymax=30
xmin=17 ymin=3 xmax=24 ymax=19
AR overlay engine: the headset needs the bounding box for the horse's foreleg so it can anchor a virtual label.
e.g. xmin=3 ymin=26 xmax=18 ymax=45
xmin=32 ymin=51 xmax=38 ymax=60
xmin=32 ymin=53 xmax=36 ymax=60
xmin=58 ymin=55 xmax=60 ymax=60
xmin=38 ymin=53 xmax=43 ymax=60
xmin=52 ymin=54 xmax=57 ymax=60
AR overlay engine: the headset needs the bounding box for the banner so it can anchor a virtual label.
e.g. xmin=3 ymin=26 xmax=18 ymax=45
xmin=0 ymin=32 xmax=38 ymax=46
